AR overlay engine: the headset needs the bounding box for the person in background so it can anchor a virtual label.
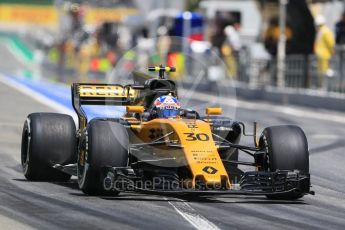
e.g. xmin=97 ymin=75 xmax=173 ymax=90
xmin=264 ymin=17 xmax=293 ymax=57
xmin=314 ymin=15 xmax=335 ymax=88
xmin=225 ymin=22 xmax=241 ymax=55
xmin=264 ymin=18 xmax=280 ymax=57
xmin=335 ymin=11 xmax=345 ymax=45
xmin=263 ymin=17 xmax=293 ymax=85
xmin=210 ymin=15 xmax=227 ymax=57
xmin=223 ymin=22 xmax=241 ymax=79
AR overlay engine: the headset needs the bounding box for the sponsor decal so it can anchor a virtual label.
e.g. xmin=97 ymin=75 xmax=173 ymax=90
xmin=202 ymin=166 xmax=218 ymax=175
xmin=79 ymin=85 xmax=136 ymax=98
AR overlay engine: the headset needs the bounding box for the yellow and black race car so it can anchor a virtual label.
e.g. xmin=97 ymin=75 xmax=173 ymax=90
xmin=21 ymin=66 xmax=313 ymax=200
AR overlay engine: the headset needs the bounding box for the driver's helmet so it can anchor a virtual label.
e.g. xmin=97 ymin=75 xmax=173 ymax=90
xmin=153 ymin=95 xmax=181 ymax=118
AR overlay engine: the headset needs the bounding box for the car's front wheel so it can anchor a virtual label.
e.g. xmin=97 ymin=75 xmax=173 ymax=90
xmin=78 ymin=119 xmax=129 ymax=196
xmin=259 ymin=125 xmax=309 ymax=200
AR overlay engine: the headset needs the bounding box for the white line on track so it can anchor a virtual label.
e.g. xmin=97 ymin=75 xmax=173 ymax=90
xmin=0 ymin=214 xmax=35 ymax=230
xmin=0 ymin=74 xmax=78 ymax=124
xmin=0 ymin=205 xmax=41 ymax=229
xmin=165 ymin=198 xmax=221 ymax=230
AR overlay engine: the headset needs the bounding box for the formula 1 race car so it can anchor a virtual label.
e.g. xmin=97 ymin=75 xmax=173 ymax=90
xmin=21 ymin=66 xmax=313 ymax=200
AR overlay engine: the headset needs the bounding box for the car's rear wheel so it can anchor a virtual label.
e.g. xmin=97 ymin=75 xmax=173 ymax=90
xmin=78 ymin=119 xmax=129 ymax=196
xmin=259 ymin=125 xmax=309 ymax=200
xmin=21 ymin=113 xmax=76 ymax=181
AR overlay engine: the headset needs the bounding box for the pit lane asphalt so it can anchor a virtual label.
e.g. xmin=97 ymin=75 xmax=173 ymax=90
xmin=1 ymin=44 xmax=345 ymax=229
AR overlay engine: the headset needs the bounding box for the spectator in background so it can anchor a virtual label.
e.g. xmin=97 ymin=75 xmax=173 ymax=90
xmin=210 ymin=22 xmax=226 ymax=56
xmin=264 ymin=18 xmax=293 ymax=57
xmin=263 ymin=17 xmax=293 ymax=85
xmin=314 ymin=15 xmax=335 ymax=88
xmin=335 ymin=11 xmax=345 ymax=44
xmin=225 ymin=23 xmax=241 ymax=54
xmin=223 ymin=22 xmax=241 ymax=78
xmin=264 ymin=18 xmax=279 ymax=57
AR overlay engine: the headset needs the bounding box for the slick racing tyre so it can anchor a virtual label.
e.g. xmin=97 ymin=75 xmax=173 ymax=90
xmin=78 ymin=119 xmax=129 ymax=196
xmin=21 ymin=113 xmax=76 ymax=181
xmin=259 ymin=125 xmax=309 ymax=200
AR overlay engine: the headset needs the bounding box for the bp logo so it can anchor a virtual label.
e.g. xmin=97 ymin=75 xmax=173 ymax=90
xmin=202 ymin=166 xmax=218 ymax=174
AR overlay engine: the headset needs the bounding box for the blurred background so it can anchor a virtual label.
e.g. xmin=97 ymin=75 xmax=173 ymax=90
xmin=0 ymin=0 xmax=345 ymax=98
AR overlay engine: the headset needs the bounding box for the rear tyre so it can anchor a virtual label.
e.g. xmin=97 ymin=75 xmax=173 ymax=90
xmin=21 ymin=113 xmax=76 ymax=181
xmin=78 ymin=119 xmax=129 ymax=196
xmin=259 ymin=125 xmax=309 ymax=200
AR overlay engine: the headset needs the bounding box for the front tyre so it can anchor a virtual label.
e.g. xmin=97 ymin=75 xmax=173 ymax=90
xmin=78 ymin=119 xmax=129 ymax=196
xmin=259 ymin=125 xmax=309 ymax=200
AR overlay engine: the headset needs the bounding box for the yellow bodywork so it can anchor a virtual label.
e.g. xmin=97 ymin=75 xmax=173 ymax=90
xmin=129 ymin=118 xmax=230 ymax=189
xmin=126 ymin=106 xmax=145 ymax=113
xmin=73 ymin=82 xmax=230 ymax=189
xmin=206 ymin=108 xmax=222 ymax=116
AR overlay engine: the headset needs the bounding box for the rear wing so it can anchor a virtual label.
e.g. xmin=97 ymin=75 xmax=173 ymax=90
xmin=72 ymin=83 xmax=137 ymax=105
xmin=71 ymin=83 xmax=138 ymax=129
xmin=71 ymin=67 xmax=177 ymax=129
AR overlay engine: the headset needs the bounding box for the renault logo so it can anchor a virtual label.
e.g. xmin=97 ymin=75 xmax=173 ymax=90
xmin=202 ymin=166 xmax=218 ymax=174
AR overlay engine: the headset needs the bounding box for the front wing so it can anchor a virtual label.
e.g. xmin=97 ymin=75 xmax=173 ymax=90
xmin=102 ymin=167 xmax=313 ymax=196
